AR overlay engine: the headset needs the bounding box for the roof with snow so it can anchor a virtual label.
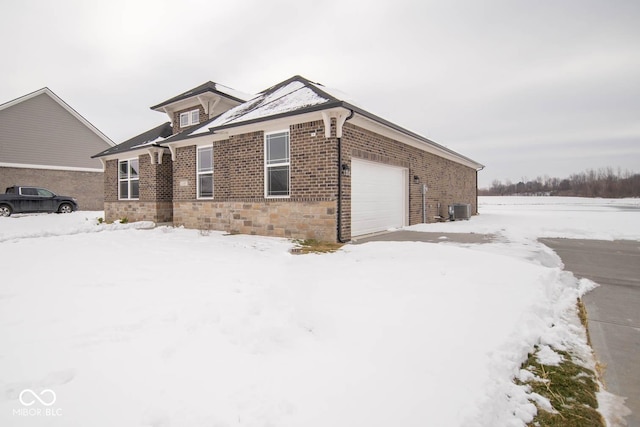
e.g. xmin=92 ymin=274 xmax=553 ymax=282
xmin=179 ymin=75 xmax=482 ymax=168
xmin=150 ymin=81 xmax=253 ymax=111
xmin=92 ymin=122 xmax=172 ymax=158
xmin=188 ymin=76 xmax=340 ymax=136
xmin=95 ymin=75 xmax=482 ymax=169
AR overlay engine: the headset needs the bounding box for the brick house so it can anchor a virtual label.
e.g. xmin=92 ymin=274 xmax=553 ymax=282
xmin=93 ymin=76 xmax=483 ymax=242
xmin=0 ymin=88 xmax=115 ymax=210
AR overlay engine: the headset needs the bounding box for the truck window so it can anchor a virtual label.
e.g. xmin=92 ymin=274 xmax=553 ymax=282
xmin=20 ymin=188 xmax=38 ymax=196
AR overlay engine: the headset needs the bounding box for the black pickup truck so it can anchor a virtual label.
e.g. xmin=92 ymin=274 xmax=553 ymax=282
xmin=0 ymin=186 xmax=78 ymax=217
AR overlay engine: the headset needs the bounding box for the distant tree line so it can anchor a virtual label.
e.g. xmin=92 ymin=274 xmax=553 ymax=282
xmin=480 ymin=167 xmax=640 ymax=198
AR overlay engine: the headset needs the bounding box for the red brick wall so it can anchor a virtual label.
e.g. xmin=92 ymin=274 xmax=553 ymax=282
xmin=172 ymin=122 xmax=340 ymax=240
xmin=290 ymin=121 xmax=339 ymax=198
xmin=213 ymin=131 xmax=263 ymax=198
xmin=173 ymin=122 xmax=339 ymax=202
xmin=172 ymin=105 xmax=208 ymax=134
xmin=104 ymin=152 xmax=174 ymax=222
xmin=140 ymin=153 xmax=173 ymax=201
xmin=104 ymin=159 xmax=118 ymax=202
xmin=173 ymin=146 xmax=196 ymax=200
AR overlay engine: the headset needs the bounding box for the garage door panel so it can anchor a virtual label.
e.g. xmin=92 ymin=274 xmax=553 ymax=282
xmin=351 ymin=159 xmax=408 ymax=237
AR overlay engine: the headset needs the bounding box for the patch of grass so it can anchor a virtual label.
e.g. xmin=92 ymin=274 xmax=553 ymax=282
xmin=518 ymin=344 xmax=604 ymax=427
xmin=576 ymin=297 xmax=607 ymax=384
xmin=291 ymin=239 xmax=344 ymax=254
xmin=576 ymin=298 xmax=591 ymax=346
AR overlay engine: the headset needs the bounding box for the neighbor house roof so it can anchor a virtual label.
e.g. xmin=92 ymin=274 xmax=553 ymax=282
xmin=92 ymin=122 xmax=172 ymax=158
xmin=150 ymin=81 xmax=253 ymax=111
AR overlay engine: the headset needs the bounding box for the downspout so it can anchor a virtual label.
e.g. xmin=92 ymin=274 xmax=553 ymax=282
xmin=337 ymin=110 xmax=354 ymax=243
xmin=475 ymin=165 xmax=484 ymax=215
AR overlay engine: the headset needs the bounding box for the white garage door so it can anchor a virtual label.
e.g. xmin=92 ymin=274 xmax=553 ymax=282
xmin=351 ymin=159 xmax=408 ymax=236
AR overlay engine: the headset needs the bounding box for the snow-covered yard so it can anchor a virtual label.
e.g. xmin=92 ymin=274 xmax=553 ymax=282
xmin=1 ymin=197 xmax=639 ymax=426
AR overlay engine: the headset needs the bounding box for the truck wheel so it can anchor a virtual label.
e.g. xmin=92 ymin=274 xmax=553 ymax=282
xmin=0 ymin=204 xmax=11 ymax=217
xmin=58 ymin=203 xmax=73 ymax=214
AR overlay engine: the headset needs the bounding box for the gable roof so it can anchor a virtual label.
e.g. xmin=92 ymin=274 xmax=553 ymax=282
xmin=92 ymin=122 xmax=172 ymax=158
xmin=180 ymin=75 xmax=483 ymax=169
xmin=150 ymin=81 xmax=253 ymax=111
xmin=95 ymin=76 xmax=483 ymax=169
xmin=0 ymin=87 xmax=115 ymax=147
xmin=188 ymin=75 xmax=339 ymax=136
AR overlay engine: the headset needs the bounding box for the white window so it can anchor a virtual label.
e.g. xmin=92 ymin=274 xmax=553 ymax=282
xmin=119 ymin=159 xmax=139 ymax=200
xmin=179 ymin=109 xmax=200 ymax=128
xmin=265 ymin=131 xmax=290 ymax=197
xmin=197 ymin=146 xmax=213 ymax=199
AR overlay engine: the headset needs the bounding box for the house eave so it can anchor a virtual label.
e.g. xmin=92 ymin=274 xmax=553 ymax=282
xmin=206 ymin=101 xmax=345 ymax=134
xmin=348 ymin=112 xmax=484 ymax=170
xmin=150 ymin=87 xmax=247 ymax=112
xmin=94 ymin=145 xmax=169 ymax=163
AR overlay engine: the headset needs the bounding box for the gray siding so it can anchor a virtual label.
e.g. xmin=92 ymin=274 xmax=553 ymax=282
xmin=0 ymin=93 xmax=111 ymax=169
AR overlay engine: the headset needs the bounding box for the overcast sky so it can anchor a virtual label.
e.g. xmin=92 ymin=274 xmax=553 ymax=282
xmin=2 ymin=0 xmax=638 ymax=188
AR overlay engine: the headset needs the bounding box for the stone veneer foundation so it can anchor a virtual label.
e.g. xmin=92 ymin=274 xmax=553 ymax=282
xmin=104 ymin=201 xmax=173 ymax=223
xmin=173 ymin=199 xmax=337 ymax=241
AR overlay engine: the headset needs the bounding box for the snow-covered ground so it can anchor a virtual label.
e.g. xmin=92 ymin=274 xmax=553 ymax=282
xmin=1 ymin=197 xmax=638 ymax=427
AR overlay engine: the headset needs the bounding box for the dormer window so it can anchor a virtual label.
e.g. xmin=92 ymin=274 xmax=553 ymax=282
xmin=179 ymin=109 xmax=200 ymax=128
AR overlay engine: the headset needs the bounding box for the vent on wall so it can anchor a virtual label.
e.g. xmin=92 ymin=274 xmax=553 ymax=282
xmin=448 ymin=204 xmax=471 ymax=221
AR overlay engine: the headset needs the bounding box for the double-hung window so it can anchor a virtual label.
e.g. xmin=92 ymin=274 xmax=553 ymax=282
xmin=118 ymin=159 xmax=139 ymax=200
xmin=197 ymin=146 xmax=213 ymax=198
xmin=265 ymin=131 xmax=290 ymax=197
xmin=180 ymin=109 xmax=200 ymax=128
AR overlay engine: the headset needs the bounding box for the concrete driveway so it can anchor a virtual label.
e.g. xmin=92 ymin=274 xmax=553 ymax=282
xmin=540 ymin=238 xmax=640 ymax=427
xmin=352 ymin=230 xmax=494 ymax=245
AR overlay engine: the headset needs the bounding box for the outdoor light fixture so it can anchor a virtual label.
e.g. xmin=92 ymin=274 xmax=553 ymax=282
xmin=413 ymin=175 xmax=420 ymax=184
xmin=341 ymin=163 xmax=351 ymax=177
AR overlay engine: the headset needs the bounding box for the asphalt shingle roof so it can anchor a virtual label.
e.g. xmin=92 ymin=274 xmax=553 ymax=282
xmin=92 ymin=122 xmax=172 ymax=158
xmin=150 ymin=81 xmax=252 ymax=110
xmin=94 ymin=75 xmax=483 ymax=169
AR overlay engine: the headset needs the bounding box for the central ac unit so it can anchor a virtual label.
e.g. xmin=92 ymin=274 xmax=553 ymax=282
xmin=448 ymin=204 xmax=471 ymax=221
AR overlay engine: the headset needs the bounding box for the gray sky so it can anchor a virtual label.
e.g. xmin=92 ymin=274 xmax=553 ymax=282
xmin=2 ymin=0 xmax=639 ymax=188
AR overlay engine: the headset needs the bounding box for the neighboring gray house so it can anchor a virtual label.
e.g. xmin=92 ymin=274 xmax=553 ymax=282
xmin=0 ymin=88 xmax=114 ymax=210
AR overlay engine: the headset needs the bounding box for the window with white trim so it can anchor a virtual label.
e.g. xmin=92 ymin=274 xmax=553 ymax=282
xmin=265 ymin=131 xmax=290 ymax=197
xmin=179 ymin=109 xmax=200 ymax=128
xmin=118 ymin=159 xmax=139 ymax=200
xmin=197 ymin=146 xmax=213 ymax=199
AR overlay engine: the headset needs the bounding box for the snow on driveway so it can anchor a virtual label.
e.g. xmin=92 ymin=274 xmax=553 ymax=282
xmin=1 ymin=197 xmax=638 ymax=426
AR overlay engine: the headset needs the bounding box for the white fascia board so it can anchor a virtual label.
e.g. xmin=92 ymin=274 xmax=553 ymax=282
xmin=164 ymin=133 xmax=226 ymax=151
xmin=349 ymin=114 xmax=483 ymax=170
xmin=163 ymin=133 xmax=225 ymax=161
xmin=0 ymin=162 xmax=104 ymax=173
xmin=97 ymin=146 xmax=169 ymax=164
xmin=154 ymin=93 xmax=221 ymax=115
xmin=208 ymin=107 xmax=351 ymax=138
